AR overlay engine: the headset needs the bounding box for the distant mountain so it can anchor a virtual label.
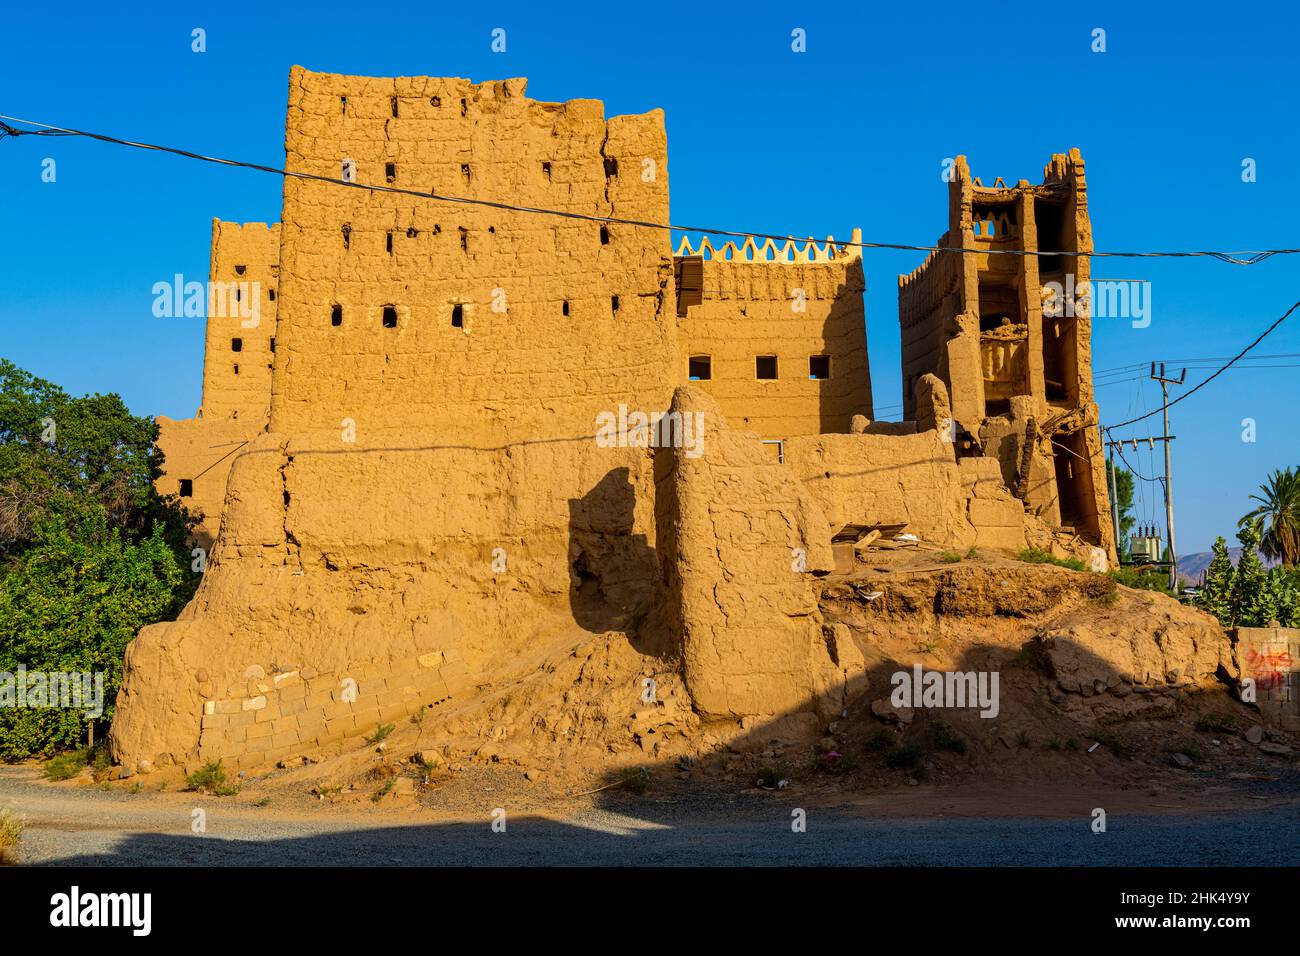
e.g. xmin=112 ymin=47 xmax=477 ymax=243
xmin=1176 ymin=547 xmax=1278 ymax=586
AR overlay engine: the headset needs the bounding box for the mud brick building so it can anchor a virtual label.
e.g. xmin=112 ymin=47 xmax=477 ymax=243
xmin=115 ymin=68 xmax=1114 ymax=774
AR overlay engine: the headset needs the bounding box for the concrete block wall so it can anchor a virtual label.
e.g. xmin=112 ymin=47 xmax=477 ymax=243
xmin=1236 ymin=626 xmax=1300 ymax=728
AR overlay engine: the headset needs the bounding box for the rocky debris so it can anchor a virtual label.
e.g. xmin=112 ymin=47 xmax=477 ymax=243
xmin=1245 ymin=725 xmax=1265 ymax=744
xmin=1035 ymin=589 xmax=1233 ymax=719
xmin=1169 ymin=752 xmax=1194 ymax=769
xmin=1258 ymin=741 xmax=1293 ymax=757
xmin=870 ymin=698 xmax=915 ymax=725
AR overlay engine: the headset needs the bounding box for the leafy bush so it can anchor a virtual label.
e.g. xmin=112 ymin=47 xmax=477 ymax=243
xmin=42 ymin=749 xmax=89 ymax=781
xmin=1108 ymin=566 xmax=1172 ymax=595
xmin=885 ymin=743 xmax=924 ymax=770
xmin=929 ymin=721 xmax=968 ymax=754
xmin=619 ymin=766 xmax=650 ymax=794
xmin=1092 ymin=732 xmax=1136 ymax=759
xmin=1195 ymin=712 xmax=1240 ymax=733
xmin=864 ymin=728 xmax=895 ymax=754
xmin=1017 ymin=548 xmax=1086 ymax=572
xmin=185 ymin=759 xmax=239 ymax=796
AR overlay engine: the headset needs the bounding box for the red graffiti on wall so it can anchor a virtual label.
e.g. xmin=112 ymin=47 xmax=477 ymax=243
xmin=1245 ymin=646 xmax=1293 ymax=692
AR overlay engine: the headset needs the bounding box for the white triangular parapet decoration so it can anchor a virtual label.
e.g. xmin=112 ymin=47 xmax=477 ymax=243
xmin=672 ymin=229 xmax=863 ymax=264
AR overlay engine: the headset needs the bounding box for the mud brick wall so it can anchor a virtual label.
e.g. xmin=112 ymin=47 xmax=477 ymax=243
xmin=202 ymin=220 xmax=279 ymax=423
xmin=783 ymin=430 xmax=976 ymax=545
xmin=676 ymin=255 xmax=872 ymax=437
xmin=196 ymin=651 xmax=472 ymax=770
xmin=270 ymin=67 xmax=678 ymax=445
xmin=155 ymin=221 xmax=280 ymax=550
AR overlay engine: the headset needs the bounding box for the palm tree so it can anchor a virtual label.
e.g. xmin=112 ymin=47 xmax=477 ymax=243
xmin=1239 ymin=467 xmax=1300 ymax=567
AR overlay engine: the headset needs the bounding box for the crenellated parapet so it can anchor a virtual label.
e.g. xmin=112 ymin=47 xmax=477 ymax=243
xmin=674 ymin=229 xmax=862 ymax=264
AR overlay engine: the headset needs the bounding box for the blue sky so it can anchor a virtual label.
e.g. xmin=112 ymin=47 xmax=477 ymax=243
xmin=2 ymin=0 xmax=1297 ymax=554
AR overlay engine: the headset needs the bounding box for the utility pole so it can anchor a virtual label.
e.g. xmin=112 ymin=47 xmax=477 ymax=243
xmin=1151 ymin=362 xmax=1186 ymax=591
xmin=1105 ymin=432 xmax=1176 ymax=566
xmin=1104 ymin=422 xmax=1122 ymax=559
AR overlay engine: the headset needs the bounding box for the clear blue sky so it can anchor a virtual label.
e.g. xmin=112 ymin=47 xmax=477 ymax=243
xmin=2 ymin=0 xmax=1297 ymax=554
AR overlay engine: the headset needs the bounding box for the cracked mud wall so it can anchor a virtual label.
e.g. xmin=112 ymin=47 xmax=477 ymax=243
xmin=654 ymin=385 xmax=841 ymax=721
xmin=112 ymin=69 xmax=681 ymax=773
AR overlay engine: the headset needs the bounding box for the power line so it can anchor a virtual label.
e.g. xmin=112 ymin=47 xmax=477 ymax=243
xmin=1111 ymin=440 xmax=1165 ymax=485
xmin=2 ymin=112 xmax=1298 ymax=265
xmin=1103 ymin=301 xmax=1300 ymax=433
xmin=1095 ymin=363 xmax=1300 ymax=389
xmin=1097 ymin=351 xmax=1300 ymax=375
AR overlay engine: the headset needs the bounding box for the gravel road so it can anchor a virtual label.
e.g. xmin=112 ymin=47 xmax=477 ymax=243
xmin=5 ymin=766 xmax=1299 ymax=866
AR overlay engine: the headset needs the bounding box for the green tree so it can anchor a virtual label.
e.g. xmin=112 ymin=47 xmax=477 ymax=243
xmin=1230 ymin=520 xmax=1276 ymax=627
xmin=0 ymin=513 xmax=188 ymax=759
xmin=1239 ymin=466 xmax=1300 ymax=567
xmin=1105 ymin=461 xmax=1136 ymax=558
xmin=0 ymin=359 xmax=198 ymax=757
xmin=0 ymin=358 xmax=189 ymax=562
xmin=1195 ymin=535 xmax=1235 ymax=623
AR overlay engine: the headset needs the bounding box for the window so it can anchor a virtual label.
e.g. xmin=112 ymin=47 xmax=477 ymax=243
xmin=430 ymin=95 xmax=441 ymax=107
xmin=611 ymin=295 xmax=620 ymax=313
xmin=269 ymin=337 xmax=276 ymax=353
xmin=342 ymin=224 xmax=351 ymax=249
xmin=234 ymin=264 xmax=246 ymax=276
xmin=562 ymin=300 xmax=570 ymax=317
xmin=600 ymin=225 xmax=610 ymax=245
xmin=340 ymin=96 xmax=347 ymax=115
xmin=391 ymin=96 xmax=399 ymax=118
xmin=688 ymin=355 xmax=711 ymax=381
xmin=382 ymin=306 xmax=398 ymax=328
xmin=604 ymin=157 xmax=619 ymax=177
xmin=756 ymin=355 xmax=778 ymax=380
xmin=542 ymin=161 xmax=552 ymax=179
xmin=809 ymin=355 xmax=831 ymax=380
xmin=269 ymin=288 xmax=276 ymax=301
xmin=331 ymin=305 xmax=343 ymax=327
xmin=178 ymin=479 xmax=193 ymax=497
xmin=233 ymin=364 xmax=240 ymax=375
xmin=231 ymin=337 xmax=242 ymax=352
xmin=386 ymin=232 xmax=393 ymax=254
xmin=451 ymin=304 xmax=464 ymax=328
xmin=385 ymin=163 xmax=396 ymax=183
